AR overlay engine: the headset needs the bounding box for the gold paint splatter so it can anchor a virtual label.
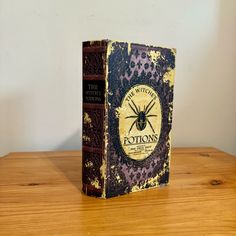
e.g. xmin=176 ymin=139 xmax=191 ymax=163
xmin=168 ymin=105 xmax=173 ymax=122
xmin=83 ymin=112 xmax=92 ymax=127
xmin=115 ymin=106 xmax=125 ymax=118
xmin=163 ymin=68 xmax=175 ymax=86
xmin=149 ymin=50 xmax=161 ymax=63
xmin=171 ymin=48 xmax=177 ymax=55
xmin=131 ymin=185 xmax=140 ymax=192
xmin=82 ymin=135 xmax=90 ymax=142
xmin=85 ymin=161 xmax=93 ymax=168
xmin=90 ymin=177 xmax=101 ymax=189
xmin=127 ymin=43 xmax=131 ymax=55
xmin=100 ymin=160 xmax=106 ymax=198
xmin=116 ymin=174 xmax=122 ymax=183
xmin=107 ymin=42 xmax=115 ymax=58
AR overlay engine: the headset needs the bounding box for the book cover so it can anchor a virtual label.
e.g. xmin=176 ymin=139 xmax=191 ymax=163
xmin=82 ymin=40 xmax=176 ymax=198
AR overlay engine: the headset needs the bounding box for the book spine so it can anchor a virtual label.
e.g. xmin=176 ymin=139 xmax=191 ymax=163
xmin=82 ymin=41 xmax=107 ymax=197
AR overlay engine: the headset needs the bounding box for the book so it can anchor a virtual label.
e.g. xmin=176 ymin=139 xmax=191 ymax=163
xmin=82 ymin=40 xmax=176 ymax=198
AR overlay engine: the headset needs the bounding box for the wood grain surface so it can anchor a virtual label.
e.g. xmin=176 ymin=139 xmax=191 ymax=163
xmin=0 ymin=147 xmax=236 ymax=235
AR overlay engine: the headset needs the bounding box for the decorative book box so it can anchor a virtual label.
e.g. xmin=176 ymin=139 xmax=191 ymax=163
xmin=82 ymin=40 xmax=176 ymax=198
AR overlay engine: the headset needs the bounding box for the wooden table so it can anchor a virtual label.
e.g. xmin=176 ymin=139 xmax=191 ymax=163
xmin=0 ymin=148 xmax=236 ymax=235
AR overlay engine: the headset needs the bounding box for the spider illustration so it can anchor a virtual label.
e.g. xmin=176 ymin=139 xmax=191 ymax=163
xmin=125 ymin=99 xmax=157 ymax=134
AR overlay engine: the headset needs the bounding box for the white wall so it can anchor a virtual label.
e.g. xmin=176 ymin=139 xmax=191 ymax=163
xmin=0 ymin=0 xmax=236 ymax=156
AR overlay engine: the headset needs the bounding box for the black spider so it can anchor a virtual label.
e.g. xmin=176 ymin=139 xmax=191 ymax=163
xmin=125 ymin=99 xmax=157 ymax=134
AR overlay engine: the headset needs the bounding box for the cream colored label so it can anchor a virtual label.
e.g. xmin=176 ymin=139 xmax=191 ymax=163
xmin=118 ymin=84 xmax=162 ymax=160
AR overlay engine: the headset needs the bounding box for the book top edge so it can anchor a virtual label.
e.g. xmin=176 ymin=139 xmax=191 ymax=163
xmin=82 ymin=40 xmax=176 ymax=52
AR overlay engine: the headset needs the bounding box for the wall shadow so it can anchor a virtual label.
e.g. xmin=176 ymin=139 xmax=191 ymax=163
xmin=48 ymin=129 xmax=83 ymax=192
xmin=56 ymin=129 xmax=82 ymax=151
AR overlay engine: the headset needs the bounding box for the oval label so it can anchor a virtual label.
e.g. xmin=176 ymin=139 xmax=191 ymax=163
xmin=118 ymin=84 xmax=162 ymax=160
